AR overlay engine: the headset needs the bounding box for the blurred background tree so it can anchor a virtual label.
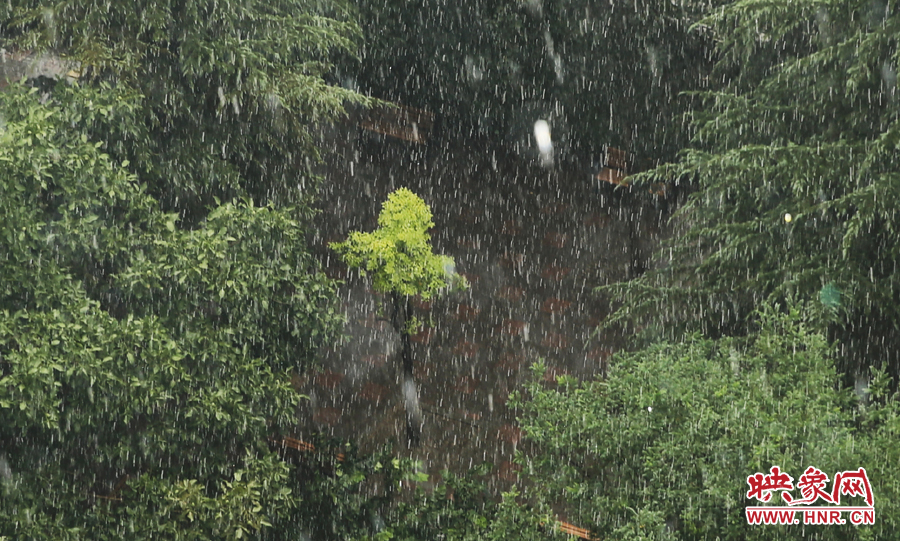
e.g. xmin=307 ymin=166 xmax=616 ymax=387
xmin=344 ymin=0 xmax=716 ymax=166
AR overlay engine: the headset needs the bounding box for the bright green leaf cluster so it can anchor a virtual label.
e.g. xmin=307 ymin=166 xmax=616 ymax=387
xmin=331 ymin=188 xmax=457 ymax=300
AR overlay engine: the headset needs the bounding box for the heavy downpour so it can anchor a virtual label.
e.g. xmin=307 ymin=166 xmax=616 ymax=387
xmin=0 ymin=1 xmax=898 ymax=540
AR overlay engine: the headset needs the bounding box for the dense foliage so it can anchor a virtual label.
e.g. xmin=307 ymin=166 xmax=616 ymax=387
xmin=2 ymin=0 xmax=368 ymax=219
xmin=607 ymin=0 xmax=900 ymax=381
xmin=5 ymin=0 xmax=900 ymax=538
xmin=514 ymin=307 xmax=900 ymax=540
xmin=0 ymin=0 xmax=367 ymax=370
xmin=0 ymin=81 xmax=296 ymax=539
xmin=0 ymin=0 xmax=384 ymax=537
xmin=386 ymin=475 xmax=553 ymax=541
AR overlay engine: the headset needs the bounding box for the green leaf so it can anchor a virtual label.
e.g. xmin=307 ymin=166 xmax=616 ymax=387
xmin=819 ymin=282 xmax=841 ymax=310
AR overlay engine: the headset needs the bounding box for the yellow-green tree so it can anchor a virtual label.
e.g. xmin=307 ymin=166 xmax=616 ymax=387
xmin=331 ymin=188 xmax=462 ymax=446
xmin=332 ymin=188 xmax=454 ymax=299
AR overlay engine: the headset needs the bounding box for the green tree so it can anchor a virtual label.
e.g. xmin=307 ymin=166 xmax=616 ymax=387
xmin=0 ymin=0 xmax=393 ymax=537
xmin=383 ymin=473 xmax=556 ymax=541
xmin=0 ymin=74 xmax=411 ymax=541
xmin=605 ymin=0 xmax=900 ymax=383
xmin=2 ymin=0 xmax=368 ymax=219
xmin=0 ymin=81 xmax=301 ymax=539
xmin=331 ymin=188 xmax=461 ymax=447
xmin=1 ymin=0 xmax=369 ymax=372
xmin=513 ymin=306 xmax=900 ymax=540
xmin=331 ymin=188 xmax=454 ymax=300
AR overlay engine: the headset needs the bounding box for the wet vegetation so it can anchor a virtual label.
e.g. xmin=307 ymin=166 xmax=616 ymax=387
xmin=331 ymin=188 xmax=463 ymax=447
xmin=2 ymin=0 xmax=900 ymax=539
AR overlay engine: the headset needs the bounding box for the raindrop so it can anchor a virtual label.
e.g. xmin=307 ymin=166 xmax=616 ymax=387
xmin=0 ymin=454 xmax=11 ymax=480
xmin=533 ymin=120 xmax=553 ymax=167
xmin=464 ymin=55 xmax=484 ymax=83
xmin=402 ymin=377 xmax=423 ymax=431
xmin=881 ymin=61 xmax=897 ymax=93
xmin=854 ymin=372 xmax=870 ymax=405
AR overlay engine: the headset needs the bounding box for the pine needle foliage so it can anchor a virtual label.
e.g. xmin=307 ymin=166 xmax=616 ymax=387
xmin=605 ymin=0 xmax=900 ymax=378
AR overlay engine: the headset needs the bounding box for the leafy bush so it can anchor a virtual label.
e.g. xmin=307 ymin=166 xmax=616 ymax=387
xmin=514 ymin=306 xmax=900 ymax=540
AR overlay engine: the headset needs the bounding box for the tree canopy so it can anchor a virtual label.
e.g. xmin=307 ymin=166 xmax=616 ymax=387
xmin=606 ymin=0 xmax=900 ymax=381
xmin=514 ymin=306 xmax=900 ymax=540
xmin=331 ymin=188 xmax=457 ymax=300
xmin=0 ymin=80 xmax=303 ymax=539
xmin=2 ymin=0 xmax=369 ymax=218
xmin=0 ymin=0 xmax=381 ymax=537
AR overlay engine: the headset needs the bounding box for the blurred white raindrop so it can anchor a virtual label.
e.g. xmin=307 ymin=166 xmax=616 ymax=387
xmin=533 ymin=120 xmax=553 ymax=166
xmin=881 ymin=61 xmax=897 ymax=92
xmin=0 ymin=454 xmax=10 ymax=480
xmin=402 ymin=377 xmax=422 ymax=428
xmin=464 ymin=55 xmax=484 ymax=83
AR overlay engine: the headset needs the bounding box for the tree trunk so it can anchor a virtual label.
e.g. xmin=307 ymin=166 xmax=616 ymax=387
xmin=392 ymin=292 xmax=421 ymax=448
